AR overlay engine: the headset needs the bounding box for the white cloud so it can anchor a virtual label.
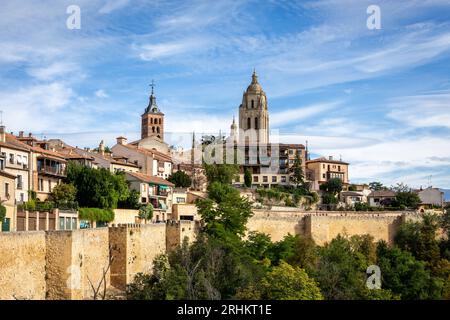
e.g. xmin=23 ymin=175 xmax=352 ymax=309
xmin=271 ymin=102 xmax=340 ymax=127
xmin=27 ymin=62 xmax=80 ymax=81
xmin=99 ymin=0 xmax=131 ymax=14
xmin=95 ymin=89 xmax=109 ymax=98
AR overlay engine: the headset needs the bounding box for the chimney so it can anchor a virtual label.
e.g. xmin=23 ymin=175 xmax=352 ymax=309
xmin=19 ymin=131 xmax=24 ymax=138
xmin=0 ymin=126 xmax=5 ymax=143
xmin=329 ymin=156 xmax=333 ymax=161
xmin=116 ymin=136 xmax=127 ymax=145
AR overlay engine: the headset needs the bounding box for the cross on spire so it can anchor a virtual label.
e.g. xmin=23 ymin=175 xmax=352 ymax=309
xmin=149 ymin=80 xmax=155 ymax=95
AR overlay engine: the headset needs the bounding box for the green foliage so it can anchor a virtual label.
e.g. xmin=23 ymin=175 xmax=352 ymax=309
xmin=348 ymin=184 xmax=357 ymax=191
xmin=78 ymin=207 xmax=114 ymax=223
xmin=390 ymin=182 xmax=411 ymax=193
xmin=21 ymin=199 xmax=56 ymax=212
xmin=198 ymin=182 xmax=253 ymax=239
xmin=66 ymin=161 xmax=129 ymax=209
xmin=322 ymin=193 xmax=338 ymax=205
xmin=369 ymin=182 xmax=385 ymax=191
xmin=288 ymin=154 xmax=305 ymax=187
xmin=314 ymin=235 xmax=371 ymax=299
xmin=203 ymin=163 xmax=239 ymax=185
xmin=256 ymin=261 xmax=323 ymax=300
xmin=118 ymin=189 xmax=140 ymax=209
xmin=376 ymin=242 xmax=442 ymax=299
xmin=0 ymin=204 xmax=6 ymax=222
xmin=393 ymin=191 xmax=422 ymax=209
xmin=50 ymin=183 xmax=77 ymax=206
xmin=139 ymin=203 xmax=154 ymax=221
xmin=320 ymin=178 xmax=343 ymax=195
xmin=168 ymin=171 xmax=192 ymax=188
xmin=244 ymin=168 xmax=252 ymax=188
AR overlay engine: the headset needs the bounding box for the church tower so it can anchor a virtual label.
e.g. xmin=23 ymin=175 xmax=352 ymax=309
xmin=141 ymin=82 xmax=164 ymax=140
xmin=238 ymin=70 xmax=269 ymax=144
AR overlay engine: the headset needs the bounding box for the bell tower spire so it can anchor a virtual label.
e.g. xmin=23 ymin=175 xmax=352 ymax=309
xmin=141 ymin=80 xmax=165 ymax=140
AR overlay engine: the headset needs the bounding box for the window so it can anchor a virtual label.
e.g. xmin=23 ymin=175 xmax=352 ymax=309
xmin=255 ymin=117 xmax=258 ymax=130
xmin=322 ymin=164 xmax=325 ymax=169
xmin=5 ymin=183 xmax=9 ymax=198
xmin=17 ymin=175 xmax=22 ymax=189
xmin=289 ymin=149 xmax=294 ymax=155
xmin=150 ymin=118 xmax=153 ymax=124
xmin=157 ymin=127 xmax=160 ymax=133
xmin=38 ymin=179 xmax=44 ymax=191
xmin=59 ymin=217 xmax=65 ymax=230
xmin=253 ymin=176 xmax=258 ymax=182
xmin=281 ymin=176 xmax=287 ymax=183
xmin=251 ymin=100 xmax=254 ymax=108
xmin=48 ymin=180 xmax=52 ymax=192
xmin=20 ymin=193 xmax=24 ymax=202
xmin=338 ymin=165 xmax=341 ymax=171
xmin=17 ymin=155 xmax=22 ymax=164
xmin=247 ymin=117 xmax=251 ymax=129
xmin=0 ymin=158 xmax=4 ymax=170
xmin=23 ymin=156 xmax=28 ymax=167
xmin=72 ymin=218 xmax=77 ymax=230
xmin=263 ymin=176 xmax=268 ymax=182
xmin=9 ymin=153 xmax=14 ymax=164
xmin=141 ymin=197 xmax=147 ymax=203
xmin=272 ymin=176 xmax=277 ymax=182
xmin=176 ymin=197 xmax=185 ymax=203
xmin=152 ymin=127 xmax=155 ymax=133
xmin=323 ymin=173 xmax=326 ymax=179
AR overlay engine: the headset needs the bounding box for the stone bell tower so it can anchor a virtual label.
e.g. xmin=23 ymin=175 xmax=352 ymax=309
xmin=238 ymin=70 xmax=269 ymax=144
xmin=141 ymin=81 xmax=164 ymax=140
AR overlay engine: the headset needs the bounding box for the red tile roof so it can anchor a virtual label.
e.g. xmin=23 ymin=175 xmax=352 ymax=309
xmin=126 ymin=171 xmax=174 ymax=187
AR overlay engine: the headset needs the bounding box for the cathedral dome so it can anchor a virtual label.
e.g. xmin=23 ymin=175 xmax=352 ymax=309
xmin=246 ymin=70 xmax=264 ymax=94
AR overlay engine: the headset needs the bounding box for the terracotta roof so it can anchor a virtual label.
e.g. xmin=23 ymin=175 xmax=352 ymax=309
xmin=32 ymin=146 xmax=67 ymax=161
xmin=1 ymin=134 xmax=32 ymax=152
xmin=306 ymin=157 xmax=349 ymax=165
xmin=121 ymin=144 xmax=172 ymax=162
xmin=368 ymin=190 xmax=396 ymax=198
xmin=126 ymin=172 xmax=174 ymax=187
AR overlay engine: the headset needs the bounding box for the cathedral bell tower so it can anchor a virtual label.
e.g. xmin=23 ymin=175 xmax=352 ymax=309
xmin=238 ymin=70 xmax=269 ymax=144
xmin=141 ymin=81 xmax=164 ymax=140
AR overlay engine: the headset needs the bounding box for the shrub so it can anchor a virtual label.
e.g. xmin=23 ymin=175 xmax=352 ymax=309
xmin=78 ymin=207 xmax=115 ymax=223
xmin=0 ymin=204 xmax=6 ymax=222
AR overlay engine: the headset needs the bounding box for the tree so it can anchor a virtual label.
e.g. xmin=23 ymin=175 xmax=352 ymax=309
xmin=395 ymin=214 xmax=442 ymax=271
xmin=50 ymin=183 xmax=77 ymax=205
xmin=393 ymin=191 xmax=421 ymax=209
xmin=139 ymin=204 xmax=154 ymax=223
xmin=257 ymin=261 xmax=323 ymax=300
xmin=369 ymin=181 xmax=385 ymax=191
xmin=66 ymin=162 xmax=129 ymax=209
xmin=168 ymin=171 xmax=192 ymax=188
xmin=204 ymin=164 xmax=239 ymax=185
xmin=390 ymin=182 xmax=410 ymax=193
xmin=118 ymin=189 xmax=140 ymax=209
xmin=288 ymin=154 xmax=305 ymax=187
xmin=376 ymin=241 xmax=443 ymax=299
xmin=244 ymin=168 xmax=252 ymax=188
xmin=320 ymin=178 xmax=343 ymax=195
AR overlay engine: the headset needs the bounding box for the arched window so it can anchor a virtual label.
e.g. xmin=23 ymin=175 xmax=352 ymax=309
xmin=157 ymin=127 xmax=160 ymax=133
xmin=150 ymin=118 xmax=153 ymax=124
xmin=152 ymin=127 xmax=155 ymax=133
xmin=251 ymin=100 xmax=254 ymax=108
xmin=247 ymin=117 xmax=251 ymax=129
xmin=254 ymin=117 xmax=258 ymax=130
xmin=159 ymin=118 xmax=162 ymax=124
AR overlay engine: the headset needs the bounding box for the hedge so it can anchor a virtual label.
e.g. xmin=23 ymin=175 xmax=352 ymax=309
xmin=78 ymin=207 xmax=115 ymax=222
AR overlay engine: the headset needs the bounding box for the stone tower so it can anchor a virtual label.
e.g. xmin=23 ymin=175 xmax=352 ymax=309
xmin=238 ymin=70 xmax=269 ymax=144
xmin=141 ymin=83 xmax=164 ymax=140
xmin=230 ymin=116 xmax=238 ymax=143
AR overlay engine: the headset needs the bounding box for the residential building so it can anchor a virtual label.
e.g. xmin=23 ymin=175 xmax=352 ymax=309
xmin=0 ymin=169 xmax=17 ymax=232
xmin=415 ymin=187 xmax=444 ymax=209
xmin=306 ymin=156 xmax=349 ymax=191
xmin=125 ymin=172 xmax=174 ymax=222
xmin=0 ymin=127 xmax=31 ymax=204
xmin=368 ymin=190 xmax=396 ymax=207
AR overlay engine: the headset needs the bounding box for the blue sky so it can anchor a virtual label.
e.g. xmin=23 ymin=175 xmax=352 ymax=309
xmin=1 ymin=0 xmax=450 ymax=189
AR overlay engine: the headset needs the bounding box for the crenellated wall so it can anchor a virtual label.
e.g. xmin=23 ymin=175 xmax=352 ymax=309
xmin=247 ymin=210 xmax=412 ymax=245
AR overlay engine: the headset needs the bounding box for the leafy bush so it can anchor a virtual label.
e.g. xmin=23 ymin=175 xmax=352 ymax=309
xmin=78 ymin=207 xmax=115 ymax=223
xmin=139 ymin=204 xmax=154 ymax=221
xmin=0 ymin=204 xmax=6 ymax=222
xmin=168 ymin=171 xmax=192 ymax=188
